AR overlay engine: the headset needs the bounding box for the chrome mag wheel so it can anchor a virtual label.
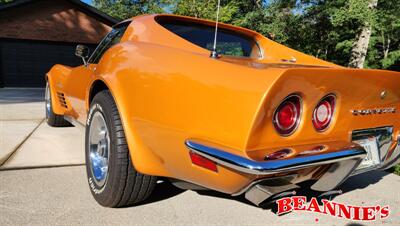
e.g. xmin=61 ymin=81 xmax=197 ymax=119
xmin=88 ymin=111 xmax=110 ymax=189
xmin=45 ymin=82 xmax=51 ymax=118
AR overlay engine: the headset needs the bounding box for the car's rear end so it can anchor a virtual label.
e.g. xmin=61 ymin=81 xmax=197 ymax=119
xmin=185 ymin=66 xmax=400 ymax=205
xmin=118 ymin=15 xmax=400 ymax=206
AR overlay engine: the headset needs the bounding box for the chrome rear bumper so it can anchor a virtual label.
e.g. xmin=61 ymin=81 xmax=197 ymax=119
xmin=185 ymin=127 xmax=400 ymax=195
xmin=185 ymin=127 xmax=400 ymax=205
xmin=186 ymin=140 xmax=366 ymax=176
xmin=381 ymin=142 xmax=400 ymax=169
xmin=352 ymin=127 xmax=400 ymax=174
xmin=186 ymin=140 xmax=366 ymax=193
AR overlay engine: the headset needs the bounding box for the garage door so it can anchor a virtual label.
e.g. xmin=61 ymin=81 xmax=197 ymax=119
xmin=0 ymin=39 xmax=92 ymax=87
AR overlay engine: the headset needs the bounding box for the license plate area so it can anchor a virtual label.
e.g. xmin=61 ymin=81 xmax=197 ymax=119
xmin=353 ymin=136 xmax=381 ymax=171
xmin=351 ymin=127 xmax=393 ymax=174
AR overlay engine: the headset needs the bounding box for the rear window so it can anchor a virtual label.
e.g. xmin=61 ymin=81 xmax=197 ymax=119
xmin=157 ymin=19 xmax=261 ymax=58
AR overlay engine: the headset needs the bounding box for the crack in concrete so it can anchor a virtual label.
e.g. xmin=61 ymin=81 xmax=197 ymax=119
xmin=0 ymin=118 xmax=45 ymax=167
xmin=0 ymin=118 xmax=45 ymax=121
xmin=0 ymin=163 xmax=85 ymax=171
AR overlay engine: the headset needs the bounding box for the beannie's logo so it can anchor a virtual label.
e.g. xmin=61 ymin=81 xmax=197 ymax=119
xmin=275 ymin=196 xmax=390 ymax=221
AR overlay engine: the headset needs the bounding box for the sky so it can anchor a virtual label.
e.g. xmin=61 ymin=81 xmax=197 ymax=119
xmin=82 ymin=0 xmax=92 ymax=5
xmin=81 ymin=0 xmax=273 ymax=9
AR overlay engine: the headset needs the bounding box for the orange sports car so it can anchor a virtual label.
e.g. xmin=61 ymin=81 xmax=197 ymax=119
xmin=46 ymin=14 xmax=400 ymax=207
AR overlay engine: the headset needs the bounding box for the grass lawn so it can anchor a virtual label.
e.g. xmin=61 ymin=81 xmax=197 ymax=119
xmin=387 ymin=164 xmax=400 ymax=176
xmin=394 ymin=165 xmax=400 ymax=176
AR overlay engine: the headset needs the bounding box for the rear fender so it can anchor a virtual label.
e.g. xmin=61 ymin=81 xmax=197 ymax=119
xmin=95 ymin=77 xmax=171 ymax=177
xmin=91 ymin=41 xmax=277 ymax=192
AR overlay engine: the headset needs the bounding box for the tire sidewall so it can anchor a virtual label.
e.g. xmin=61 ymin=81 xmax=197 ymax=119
xmin=85 ymin=91 xmax=156 ymax=207
xmin=85 ymin=96 xmax=116 ymax=204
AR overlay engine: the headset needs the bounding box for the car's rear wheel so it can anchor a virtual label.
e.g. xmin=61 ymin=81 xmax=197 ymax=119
xmin=45 ymin=81 xmax=70 ymax=127
xmin=85 ymin=90 xmax=157 ymax=207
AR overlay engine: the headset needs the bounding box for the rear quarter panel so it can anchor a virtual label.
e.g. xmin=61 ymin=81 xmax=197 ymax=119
xmin=93 ymin=41 xmax=283 ymax=193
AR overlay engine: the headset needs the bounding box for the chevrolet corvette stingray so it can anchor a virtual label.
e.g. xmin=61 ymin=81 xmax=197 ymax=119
xmin=45 ymin=14 xmax=400 ymax=207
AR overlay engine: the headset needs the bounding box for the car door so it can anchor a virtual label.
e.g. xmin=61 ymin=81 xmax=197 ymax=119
xmin=65 ymin=23 xmax=129 ymax=124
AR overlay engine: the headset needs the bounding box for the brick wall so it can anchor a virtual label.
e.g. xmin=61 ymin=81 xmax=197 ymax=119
xmin=0 ymin=0 xmax=112 ymax=44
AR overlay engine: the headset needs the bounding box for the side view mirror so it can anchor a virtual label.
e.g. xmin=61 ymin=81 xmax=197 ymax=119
xmin=75 ymin=44 xmax=90 ymax=66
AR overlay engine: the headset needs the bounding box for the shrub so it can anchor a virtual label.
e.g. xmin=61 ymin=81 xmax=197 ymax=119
xmin=394 ymin=165 xmax=400 ymax=176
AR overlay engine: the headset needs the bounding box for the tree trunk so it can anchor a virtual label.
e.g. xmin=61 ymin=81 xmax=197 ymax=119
xmin=348 ymin=0 xmax=378 ymax=68
xmin=383 ymin=38 xmax=390 ymax=59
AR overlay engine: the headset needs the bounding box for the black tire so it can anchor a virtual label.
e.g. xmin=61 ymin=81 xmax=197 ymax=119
xmin=45 ymin=81 xmax=71 ymax=127
xmin=85 ymin=90 xmax=157 ymax=207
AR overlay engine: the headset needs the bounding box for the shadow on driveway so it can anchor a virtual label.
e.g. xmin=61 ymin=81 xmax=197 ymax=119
xmin=0 ymin=88 xmax=44 ymax=104
xmin=139 ymin=170 xmax=391 ymax=211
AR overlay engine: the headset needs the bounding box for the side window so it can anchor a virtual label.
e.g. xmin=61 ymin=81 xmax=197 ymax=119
xmin=89 ymin=24 xmax=129 ymax=64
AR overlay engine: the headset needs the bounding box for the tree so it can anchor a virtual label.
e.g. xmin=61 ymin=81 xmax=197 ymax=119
xmin=172 ymin=0 xmax=257 ymax=24
xmin=235 ymin=0 xmax=299 ymax=43
xmin=92 ymin=0 xmax=171 ymax=20
xmin=91 ymin=0 xmax=400 ymax=70
xmin=374 ymin=0 xmax=400 ymax=69
xmin=347 ymin=0 xmax=378 ymax=68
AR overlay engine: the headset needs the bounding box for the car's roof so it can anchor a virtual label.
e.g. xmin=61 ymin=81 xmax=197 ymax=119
xmin=118 ymin=14 xmax=263 ymax=56
xmin=117 ymin=14 xmax=260 ymax=36
xmin=118 ymin=14 xmax=337 ymax=68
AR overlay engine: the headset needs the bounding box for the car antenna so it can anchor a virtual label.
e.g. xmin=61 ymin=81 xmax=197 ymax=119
xmin=210 ymin=0 xmax=221 ymax=59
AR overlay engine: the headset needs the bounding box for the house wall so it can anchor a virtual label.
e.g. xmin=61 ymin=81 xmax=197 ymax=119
xmin=0 ymin=0 xmax=112 ymax=44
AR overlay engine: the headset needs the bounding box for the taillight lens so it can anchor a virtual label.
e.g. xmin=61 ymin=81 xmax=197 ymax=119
xmin=273 ymin=95 xmax=301 ymax=136
xmin=313 ymin=95 xmax=336 ymax=131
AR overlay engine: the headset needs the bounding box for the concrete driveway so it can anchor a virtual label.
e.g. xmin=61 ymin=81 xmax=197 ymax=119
xmin=0 ymin=88 xmax=84 ymax=169
xmin=0 ymin=89 xmax=399 ymax=225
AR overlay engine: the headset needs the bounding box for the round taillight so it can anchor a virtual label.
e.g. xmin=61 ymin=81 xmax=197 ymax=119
xmin=313 ymin=95 xmax=336 ymax=131
xmin=273 ymin=95 xmax=301 ymax=136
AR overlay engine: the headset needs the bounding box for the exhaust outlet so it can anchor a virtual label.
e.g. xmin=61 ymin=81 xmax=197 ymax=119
xmin=244 ymin=178 xmax=299 ymax=206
